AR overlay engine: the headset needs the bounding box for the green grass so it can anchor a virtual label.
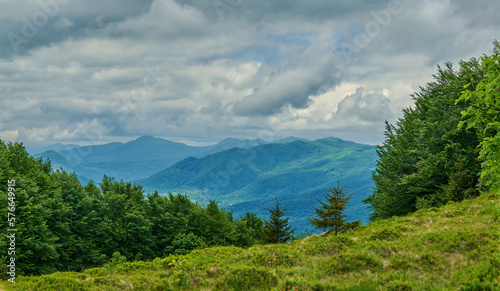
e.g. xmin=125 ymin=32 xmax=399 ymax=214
xmin=2 ymin=192 xmax=499 ymax=290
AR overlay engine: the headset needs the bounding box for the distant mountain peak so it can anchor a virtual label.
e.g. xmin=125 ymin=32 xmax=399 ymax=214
xmin=313 ymin=137 xmax=367 ymax=148
xmin=274 ymin=136 xmax=310 ymax=144
xmin=134 ymin=135 xmax=158 ymax=141
xmin=316 ymin=137 xmax=343 ymax=142
xmin=219 ymin=138 xmax=241 ymax=144
xmin=27 ymin=142 xmax=81 ymax=155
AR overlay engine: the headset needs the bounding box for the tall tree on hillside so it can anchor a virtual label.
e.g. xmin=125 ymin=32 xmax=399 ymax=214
xmin=97 ymin=176 xmax=154 ymax=261
xmin=261 ymin=200 xmax=293 ymax=244
xmin=458 ymin=40 xmax=500 ymax=192
xmin=52 ymin=170 xmax=106 ymax=270
xmin=309 ymin=183 xmax=360 ymax=236
xmin=364 ymin=56 xmax=485 ymax=220
xmin=2 ymin=142 xmax=61 ymax=275
xmin=235 ymin=212 xmax=264 ymax=247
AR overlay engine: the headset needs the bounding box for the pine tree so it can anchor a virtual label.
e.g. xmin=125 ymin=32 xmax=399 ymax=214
xmin=309 ymin=183 xmax=360 ymax=236
xmin=261 ymin=200 xmax=293 ymax=244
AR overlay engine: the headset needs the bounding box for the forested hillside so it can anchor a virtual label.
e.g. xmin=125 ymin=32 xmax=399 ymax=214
xmin=365 ymin=41 xmax=500 ymax=219
xmin=0 ymin=142 xmax=264 ymax=277
xmin=140 ymin=137 xmax=377 ymax=231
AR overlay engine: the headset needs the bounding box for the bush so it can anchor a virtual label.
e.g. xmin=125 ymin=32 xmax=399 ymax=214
xmin=104 ymin=252 xmax=127 ymax=274
xmin=369 ymin=227 xmax=401 ymax=241
xmin=458 ymin=254 xmax=500 ymax=289
xmin=419 ymin=253 xmax=438 ymax=268
xmin=214 ymin=267 xmax=278 ymax=290
xmin=250 ymin=248 xmax=299 ymax=268
xmin=389 ymin=257 xmax=411 ymax=270
xmin=164 ymin=233 xmax=200 ymax=256
xmin=329 ymin=253 xmax=381 ymax=274
xmin=11 ymin=274 xmax=85 ymax=291
xmin=305 ymin=235 xmax=355 ymax=256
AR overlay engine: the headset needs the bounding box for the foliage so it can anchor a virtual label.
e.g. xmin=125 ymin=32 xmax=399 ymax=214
xmin=261 ymin=200 xmax=294 ymax=244
xmin=103 ymin=252 xmax=127 ymax=274
xmin=164 ymin=232 xmax=201 ymax=256
xmin=309 ymin=183 xmax=361 ymax=235
xmin=0 ymin=141 xmax=61 ymax=275
xmin=458 ymin=40 xmax=500 ymax=192
xmin=4 ymin=189 xmax=499 ymax=290
xmin=0 ymin=140 xmax=263 ymax=276
xmin=365 ymin=55 xmax=485 ymax=220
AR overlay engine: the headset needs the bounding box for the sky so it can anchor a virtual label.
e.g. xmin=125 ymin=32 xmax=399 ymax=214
xmin=0 ymin=0 xmax=499 ymax=147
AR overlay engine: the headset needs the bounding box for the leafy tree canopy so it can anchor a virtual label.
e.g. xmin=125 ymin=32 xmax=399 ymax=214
xmin=458 ymin=40 xmax=500 ymax=192
xmin=365 ymin=52 xmax=486 ymax=220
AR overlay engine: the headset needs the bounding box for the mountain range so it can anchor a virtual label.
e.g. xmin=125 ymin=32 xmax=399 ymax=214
xmin=139 ymin=137 xmax=377 ymax=232
xmin=33 ymin=136 xmax=303 ymax=183
xmin=33 ymin=136 xmax=377 ymax=232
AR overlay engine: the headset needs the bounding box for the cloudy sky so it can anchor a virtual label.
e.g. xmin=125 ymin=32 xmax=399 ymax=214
xmin=0 ymin=0 xmax=498 ymax=147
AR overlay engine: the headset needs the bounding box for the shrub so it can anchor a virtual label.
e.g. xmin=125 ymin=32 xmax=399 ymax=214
xmin=305 ymin=235 xmax=355 ymax=256
xmin=329 ymin=253 xmax=381 ymax=274
xmin=457 ymin=254 xmax=500 ymax=289
xmin=170 ymin=270 xmax=191 ymax=289
xmin=369 ymin=227 xmax=401 ymax=241
xmin=389 ymin=257 xmax=411 ymax=270
xmin=104 ymin=252 xmax=127 ymax=274
xmin=419 ymin=253 xmax=438 ymax=268
xmin=164 ymin=233 xmax=200 ymax=256
xmin=214 ymin=267 xmax=278 ymax=290
xmin=251 ymin=249 xmax=298 ymax=268
xmin=12 ymin=274 xmax=85 ymax=291
xmin=443 ymin=209 xmax=463 ymax=218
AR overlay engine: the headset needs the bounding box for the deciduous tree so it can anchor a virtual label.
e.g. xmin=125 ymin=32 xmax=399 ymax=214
xmin=458 ymin=40 xmax=500 ymax=192
xmin=364 ymin=57 xmax=484 ymax=220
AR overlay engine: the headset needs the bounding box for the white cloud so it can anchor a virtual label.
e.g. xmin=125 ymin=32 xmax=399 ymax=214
xmin=0 ymin=0 xmax=498 ymax=146
xmin=53 ymin=17 xmax=74 ymax=31
xmin=0 ymin=130 xmax=19 ymax=142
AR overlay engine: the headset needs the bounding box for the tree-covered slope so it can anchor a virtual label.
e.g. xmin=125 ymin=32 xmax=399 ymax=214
xmin=365 ymin=41 xmax=500 ymax=221
xmin=5 ymin=191 xmax=499 ymax=290
xmin=139 ymin=138 xmax=378 ymax=232
xmin=0 ymin=140 xmax=267 ymax=279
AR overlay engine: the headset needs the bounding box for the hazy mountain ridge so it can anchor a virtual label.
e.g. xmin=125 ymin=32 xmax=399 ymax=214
xmin=139 ymin=137 xmax=378 ymax=231
xmin=34 ymin=136 xmax=302 ymax=182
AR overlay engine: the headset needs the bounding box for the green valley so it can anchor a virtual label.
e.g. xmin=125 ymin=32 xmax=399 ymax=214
xmin=139 ymin=137 xmax=378 ymax=232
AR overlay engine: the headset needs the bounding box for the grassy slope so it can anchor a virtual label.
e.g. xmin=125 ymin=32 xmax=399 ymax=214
xmin=3 ymin=192 xmax=499 ymax=290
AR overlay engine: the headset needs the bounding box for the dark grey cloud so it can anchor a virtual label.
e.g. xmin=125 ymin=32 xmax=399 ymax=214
xmin=0 ymin=0 xmax=498 ymax=146
xmin=174 ymin=0 xmax=389 ymax=23
xmin=451 ymin=0 xmax=500 ymax=29
xmin=0 ymin=0 xmax=153 ymax=58
xmin=232 ymin=43 xmax=342 ymax=116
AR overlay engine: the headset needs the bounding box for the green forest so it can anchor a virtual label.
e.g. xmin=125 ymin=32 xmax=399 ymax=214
xmin=1 ymin=41 xmax=500 ymax=289
xmin=366 ymin=40 xmax=500 ymax=219
xmin=0 ymin=146 xmax=266 ymax=276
